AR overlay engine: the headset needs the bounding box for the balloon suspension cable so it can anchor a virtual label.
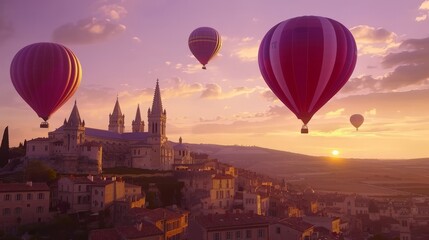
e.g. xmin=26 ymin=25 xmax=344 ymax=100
xmin=40 ymin=121 xmax=49 ymax=128
xmin=301 ymin=124 xmax=309 ymax=134
xmin=202 ymin=65 xmax=207 ymax=70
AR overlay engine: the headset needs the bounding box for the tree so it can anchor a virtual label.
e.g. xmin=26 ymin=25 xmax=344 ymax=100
xmin=25 ymin=160 xmax=57 ymax=183
xmin=0 ymin=126 xmax=10 ymax=168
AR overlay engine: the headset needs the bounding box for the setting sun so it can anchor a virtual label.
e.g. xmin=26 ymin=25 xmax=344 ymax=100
xmin=332 ymin=149 xmax=340 ymax=156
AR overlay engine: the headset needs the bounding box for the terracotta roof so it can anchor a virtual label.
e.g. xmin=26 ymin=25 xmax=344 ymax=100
xmin=0 ymin=182 xmax=49 ymax=193
xmin=129 ymin=208 xmax=186 ymax=222
xmin=278 ymin=218 xmax=314 ymax=232
xmin=89 ymin=228 xmax=121 ymax=240
xmin=116 ymin=222 xmax=163 ymax=238
xmin=196 ymin=213 xmax=270 ymax=229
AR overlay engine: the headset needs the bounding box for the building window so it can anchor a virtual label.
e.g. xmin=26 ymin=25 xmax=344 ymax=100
xmin=14 ymin=207 xmax=22 ymax=215
xmin=213 ymin=232 xmax=220 ymax=240
xmin=258 ymin=229 xmax=265 ymax=238
xmin=246 ymin=230 xmax=252 ymax=238
xmin=16 ymin=194 xmax=22 ymax=201
xmin=78 ymin=185 xmax=82 ymax=192
xmin=276 ymin=227 xmax=281 ymax=234
xmin=27 ymin=193 xmax=32 ymax=200
xmin=4 ymin=194 xmax=11 ymax=201
xmin=101 ymin=201 xmax=104 ymax=207
xmin=236 ymin=231 xmax=241 ymax=239
xmin=38 ymin=193 xmax=44 ymax=200
xmin=37 ymin=207 xmax=43 ymax=213
xmin=226 ymin=231 xmax=232 ymax=239
xmin=95 ymin=189 xmax=98 ymax=195
xmin=32 ymin=146 xmax=35 ymax=151
xmin=2 ymin=208 xmax=11 ymax=216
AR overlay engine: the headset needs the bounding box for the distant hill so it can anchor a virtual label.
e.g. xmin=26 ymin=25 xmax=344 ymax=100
xmin=184 ymin=143 xmax=429 ymax=196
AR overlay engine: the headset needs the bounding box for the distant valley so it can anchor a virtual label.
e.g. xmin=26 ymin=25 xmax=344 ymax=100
xmin=186 ymin=143 xmax=429 ymax=197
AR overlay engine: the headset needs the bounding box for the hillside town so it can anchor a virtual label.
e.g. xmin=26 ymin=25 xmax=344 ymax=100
xmin=1 ymin=82 xmax=428 ymax=240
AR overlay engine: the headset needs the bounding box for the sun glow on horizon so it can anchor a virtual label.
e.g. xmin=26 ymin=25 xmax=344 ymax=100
xmin=331 ymin=149 xmax=340 ymax=156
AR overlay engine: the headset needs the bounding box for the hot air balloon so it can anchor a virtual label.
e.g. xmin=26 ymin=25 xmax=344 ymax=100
xmin=258 ymin=16 xmax=357 ymax=133
xmin=350 ymin=114 xmax=364 ymax=131
xmin=188 ymin=27 xmax=222 ymax=69
xmin=10 ymin=42 xmax=82 ymax=128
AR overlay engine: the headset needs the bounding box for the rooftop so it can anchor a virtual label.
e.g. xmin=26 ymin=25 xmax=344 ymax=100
xmin=196 ymin=213 xmax=270 ymax=229
xmin=0 ymin=182 xmax=49 ymax=193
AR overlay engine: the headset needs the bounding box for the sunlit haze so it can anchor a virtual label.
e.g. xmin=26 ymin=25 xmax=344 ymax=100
xmin=1 ymin=0 xmax=428 ymax=159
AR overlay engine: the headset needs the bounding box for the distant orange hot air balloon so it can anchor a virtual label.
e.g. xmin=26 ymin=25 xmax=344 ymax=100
xmin=10 ymin=42 xmax=82 ymax=128
xmin=188 ymin=27 xmax=222 ymax=69
xmin=350 ymin=114 xmax=364 ymax=131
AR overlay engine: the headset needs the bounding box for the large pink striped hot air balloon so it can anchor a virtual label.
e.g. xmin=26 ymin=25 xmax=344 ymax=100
xmin=258 ymin=16 xmax=357 ymax=134
xmin=10 ymin=42 xmax=82 ymax=128
xmin=188 ymin=27 xmax=222 ymax=69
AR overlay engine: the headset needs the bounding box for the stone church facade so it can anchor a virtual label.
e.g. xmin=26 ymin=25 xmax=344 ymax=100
xmin=26 ymin=81 xmax=179 ymax=173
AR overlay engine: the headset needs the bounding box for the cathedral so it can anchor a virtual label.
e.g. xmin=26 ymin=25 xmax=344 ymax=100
xmin=25 ymin=81 xmax=191 ymax=174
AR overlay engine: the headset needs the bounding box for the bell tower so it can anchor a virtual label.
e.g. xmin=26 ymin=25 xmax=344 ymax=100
xmin=109 ymin=97 xmax=125 ymax=133
xmin=147 ymin=80 xmax=167 ymax=144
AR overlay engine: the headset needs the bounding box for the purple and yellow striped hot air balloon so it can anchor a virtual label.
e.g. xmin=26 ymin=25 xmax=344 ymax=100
xmin=10 ymin=42 xmax=82 ymax=128
xmin=188 ymin=27 xmax=222 ymax=69
xmin=258 ymin=16 xmax=357 ymax=134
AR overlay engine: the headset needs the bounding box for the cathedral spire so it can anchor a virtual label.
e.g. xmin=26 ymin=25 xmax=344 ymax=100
xmin=135 ymin=104 xmax=142 ymax=123
xmin=132 ymin=104 xmax=145 ymax=133
xmin=151 ymin=79 xmax=163 ymax=115
xmin=109 ymin=97 xmax=125 ymax=133
xmin=112 ymin=97 xmax=123 ymax=117
xmin=67 ymin=100 xmax=82 ymax=127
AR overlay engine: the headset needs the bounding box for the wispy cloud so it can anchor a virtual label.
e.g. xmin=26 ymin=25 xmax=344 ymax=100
xmin=350 ymin=25 xmax=399 ymax=56
xmin=52 ymin=17 xmax=126 ymax=44
xmin=200 ymin=84 xmax=259 ymax=100
xmin=99 ymin=4 xmax=127 ymax=20
xmin=416 ymin=0 xmax=429 ymax=22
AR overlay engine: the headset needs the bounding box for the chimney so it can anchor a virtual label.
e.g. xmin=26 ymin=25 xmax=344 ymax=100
xmin=26 ymin=181 xmax=33 ymax=187
xmin=87 ymin=175 xmax=94 ymax=182
xmin=112 ymin=176 xmax=116 ymax=181
xmin=134 ymin=222 xmax=142 ymax=231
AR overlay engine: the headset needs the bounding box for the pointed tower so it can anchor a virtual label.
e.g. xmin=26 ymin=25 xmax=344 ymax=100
xmin=109 ymin=97 xmax=125 ymax=133
xmin=147 ymin=80 xmax=167 ymax=143
xmin=132 ymin=104 xmax=145 ymax=132
xmin=63 ymin=101 xmax=85 ymax=153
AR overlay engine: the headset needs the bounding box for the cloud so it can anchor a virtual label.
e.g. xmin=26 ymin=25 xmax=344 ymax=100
xmin=226 ymin=36 xmax=259 ymax=62
xmin=99 ymin=4 xmax=127 ymax=20
xmin=416 ymin=15 xmax=427 ymax=22
xmin=200 ymin=84 xmax=259 ymax=99
xmin=325 ymin=108 xmax=345 ymax=118
xmin=350 ymin=25 xmax=399 ymax=56
xmin=416 ymin=0 xmax=429 ymax=21
xmin=420 ymin=0 xmax=429 ymax=10
xmin=342 ymin=36 xmax=429 ymax=94
xmin=231 ymin=45 xmax=259 ymax=62
xmin=132 ymin=36 xmax=141 ymax=43
xmin=52 ymin=17 xmax=126 ymax=44
xmin=260 ymin=90 xmax=278 ymax=102
xmin=365 ymin=108 xmax=377 ymax=116
xmin=200 ymin=84 xmax=221 ymax=99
